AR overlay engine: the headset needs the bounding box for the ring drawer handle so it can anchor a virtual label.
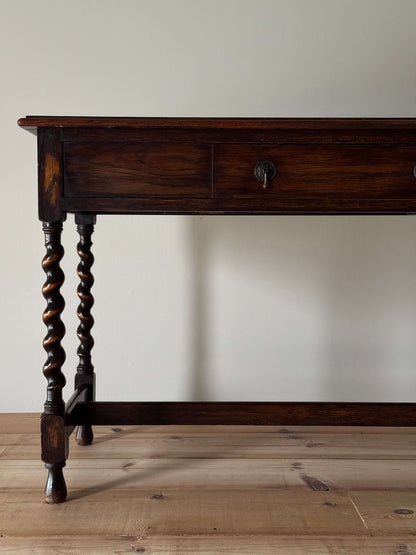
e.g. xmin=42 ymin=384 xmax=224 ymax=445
xmin=254 ymin=161 xmax=277 ymax=189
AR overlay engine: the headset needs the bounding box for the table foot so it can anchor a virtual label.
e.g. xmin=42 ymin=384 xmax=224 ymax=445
xmin=45 ymin=462 xmax=67 ymax=504
xmin=76 ymin=424 xmax=94 ymax=445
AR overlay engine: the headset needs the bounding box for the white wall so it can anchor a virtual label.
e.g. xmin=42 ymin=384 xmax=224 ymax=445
xmin=1 ymin=0 xmax=416 ymax=411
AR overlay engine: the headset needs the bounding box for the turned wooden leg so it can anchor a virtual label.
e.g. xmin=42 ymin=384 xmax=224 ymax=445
xmin=74 ymin=214 xmax=96 ymax=446
xmin=41 ymin=221 xmax=68 ymax=503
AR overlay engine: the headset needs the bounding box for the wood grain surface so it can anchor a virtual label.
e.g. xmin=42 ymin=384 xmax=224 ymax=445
xmin=1 ymin=414 xmax=416 ymax=553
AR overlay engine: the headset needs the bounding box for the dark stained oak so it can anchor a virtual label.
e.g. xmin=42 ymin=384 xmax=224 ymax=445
xmin=74 ymin=213 xmax=96 ymax=446
xmin=43 ymin=463 xmax=67 ymax=505
xmin=21 ymin=118 xmax=416 ymax=215
xmin=59 ymin=126 xmax=416 ymax=147
xmin=68 ymin=401 xmax=416 ymax=427
xmin=41 ymin=222 xmax=66 ymax=416
xmin=17 ymin=115 xmax=416 ymax=131
xmin=214 ymin=144 xmax=416 ymax=200
xmin=37 ymin=129 xmax=64 ymax=222
xmin=64 ymin=142 xmax=212 ymax=198
xmin=19 ymin=116 xmax=416 ymax=503
xmin=40 ymin=221 xmax=67 ymax=503
xmin=64 ymin=385 xmax=88 ymax=440
xmin=62 ymin=196 xmax=416 ymax=215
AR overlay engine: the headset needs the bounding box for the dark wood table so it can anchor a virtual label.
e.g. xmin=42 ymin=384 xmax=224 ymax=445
xmin=19 ymin=116 xmax=416 ymax=503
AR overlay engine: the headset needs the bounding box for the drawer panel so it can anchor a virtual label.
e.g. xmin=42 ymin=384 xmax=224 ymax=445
xmin=64 ymin=142 xmax=212 ymax=198
xmin=214 ymin=144 xmax=416 ymax=200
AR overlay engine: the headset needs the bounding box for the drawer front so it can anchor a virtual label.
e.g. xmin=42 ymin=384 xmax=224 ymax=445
xmin=214 ymin=144 xmax=416 ymax=200
xmin=64 ymin=142 xmax=212 ymax=198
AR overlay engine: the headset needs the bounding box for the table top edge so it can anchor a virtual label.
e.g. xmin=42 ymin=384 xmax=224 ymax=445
xmin=17 ymin=116 xmax=416 ymax=132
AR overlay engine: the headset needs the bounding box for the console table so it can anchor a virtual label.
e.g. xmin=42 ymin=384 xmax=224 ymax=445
xmin=18 ymin=116 xmax=416 ymax=504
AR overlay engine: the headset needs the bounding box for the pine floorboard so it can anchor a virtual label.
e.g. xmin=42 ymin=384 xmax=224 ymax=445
xmin=0 ymin=413 xmax=416 ymax=554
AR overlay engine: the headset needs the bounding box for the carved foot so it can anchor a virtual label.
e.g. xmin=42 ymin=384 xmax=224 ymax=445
xmin=76 ymin=424 xmax=94 ymax=446
xmin=45 ymin=463 xmax=67 ymax=504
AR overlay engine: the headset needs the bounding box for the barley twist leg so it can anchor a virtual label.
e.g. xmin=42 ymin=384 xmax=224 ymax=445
xmin=41 ymin=221 xmax=67 ymax=503
xmin=74 ymin=214 xmax=96 ymax=445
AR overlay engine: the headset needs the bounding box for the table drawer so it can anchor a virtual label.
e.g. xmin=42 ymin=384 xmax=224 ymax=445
xmin=64 ymin=142 xmax=212 ymax=198
xmin=214 ymin=144 xmax=416 ymax=200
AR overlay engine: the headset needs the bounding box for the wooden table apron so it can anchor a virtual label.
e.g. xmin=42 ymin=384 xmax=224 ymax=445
xmin=18 ymin=116 xmax=416 ymax=503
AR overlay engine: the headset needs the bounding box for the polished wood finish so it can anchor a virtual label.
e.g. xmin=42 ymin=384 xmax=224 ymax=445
xmin=62 ymin=195 xmax=416 ymax=215
xmin=68 ymin=401 xmax=416 ymax=427
xmin=215 ymin=144 xmax=416 ymax=200
xmin=38 ymin=129 xmax=64 ymax=222
xmin=27 ymin=117 xmax=416 ymax=215
xmin=74 ymin=213 xmax=96 ymax=446
xmin=65 ymin=142 xmax=212 ymax=198
xmin=19 ymin=116 xmax=416 ymax=502
xmin=17 ymin=115 xmax=416 ymax=130
xmin=41 ymin=221 xmax=66 ymax=416
xmin=41 ymin=221 xmax=67 ymax=503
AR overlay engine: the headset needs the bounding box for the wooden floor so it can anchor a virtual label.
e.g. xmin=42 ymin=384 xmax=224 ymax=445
xmin=1 ymin=415 xmax=416 ymax=554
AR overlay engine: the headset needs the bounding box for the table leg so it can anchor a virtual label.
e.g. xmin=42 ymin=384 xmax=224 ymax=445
xmin=41 ymin=221 xmax=68 ymax=504
xmin=74 ymin=214 xmax=96 ymax=446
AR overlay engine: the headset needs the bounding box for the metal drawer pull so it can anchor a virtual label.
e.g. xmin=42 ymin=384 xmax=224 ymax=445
xmin=254 ymin=160 xmax=277 ymax=189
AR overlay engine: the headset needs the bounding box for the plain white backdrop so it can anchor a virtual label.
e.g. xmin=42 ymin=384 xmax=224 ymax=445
xmin=1 ymin=0 xmax=416 ymax=411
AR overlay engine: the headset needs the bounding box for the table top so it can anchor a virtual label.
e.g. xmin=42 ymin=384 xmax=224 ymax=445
xmin=18 ymin=116 xmax=416 ymax=134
